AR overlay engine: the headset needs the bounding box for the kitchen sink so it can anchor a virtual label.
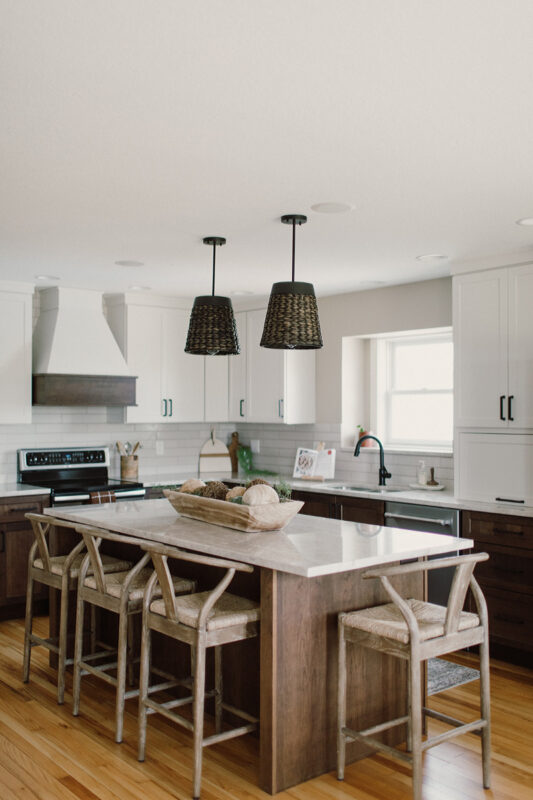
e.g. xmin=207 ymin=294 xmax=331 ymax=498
xmin=328 ymin=484 xmax=406 ymax=494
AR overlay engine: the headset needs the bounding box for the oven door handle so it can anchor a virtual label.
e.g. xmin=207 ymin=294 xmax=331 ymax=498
xmin=116 ymin=489 xmax=146 ymax=498
xmin=53 ymin=494 xmax=90 ymax=503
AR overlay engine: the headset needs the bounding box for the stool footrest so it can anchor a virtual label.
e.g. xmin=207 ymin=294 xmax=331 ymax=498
xmin=29 ymin=634 xmax=60 ymax=654
xmin=423 ymin=705 xmax=482 ymax=736
xmin=221 ymin=702 xmax=259 ymax=726
xmin=422 ymin=719 xmax=487 ymax=751
xmin=203 ymin=722 xmax=256 ymax=748
xmin=342 ymin=726 xmax=412 ymax=764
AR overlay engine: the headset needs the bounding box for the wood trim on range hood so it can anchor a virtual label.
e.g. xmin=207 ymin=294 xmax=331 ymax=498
xmin=32 ymin=374 xmax=137 ymax=406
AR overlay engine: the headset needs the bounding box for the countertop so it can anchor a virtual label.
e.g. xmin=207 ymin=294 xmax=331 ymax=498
xmin=0 ymin=483 xmax=52 ymax=499
xmin=44 ymin=497 xmax=472 ymax=578
xmin=139 ymin=471 xmax=533 ymax=519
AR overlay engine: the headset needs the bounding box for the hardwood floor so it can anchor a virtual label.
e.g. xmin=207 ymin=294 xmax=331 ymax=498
xmin=0 ymin=616 xmax=531 ymax=799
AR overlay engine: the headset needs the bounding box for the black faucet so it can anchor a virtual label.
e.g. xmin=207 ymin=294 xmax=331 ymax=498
xmin=353 ymin=435 xmax=391 ymax=486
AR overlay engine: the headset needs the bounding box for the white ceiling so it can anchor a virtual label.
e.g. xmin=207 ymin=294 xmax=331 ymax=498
xmin=2 ymin=1 xmax=533 ymax=300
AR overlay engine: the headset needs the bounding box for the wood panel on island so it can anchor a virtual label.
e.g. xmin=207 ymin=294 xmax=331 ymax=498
xmin=462 ymin=509 xmax=533 ymax=666
xmin=0 ymin=494 xmax=50 ymax=618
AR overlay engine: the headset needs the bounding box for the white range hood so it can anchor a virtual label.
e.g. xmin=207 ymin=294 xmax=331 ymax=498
xmin=32 ymin=287 xmax=136 ymax=406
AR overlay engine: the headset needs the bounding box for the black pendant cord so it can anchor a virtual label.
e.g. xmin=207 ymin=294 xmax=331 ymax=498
xmin=211 ymin=242 xmax=216 ymax=296
xmin=291 ymin=219 xmax=296 ymax=282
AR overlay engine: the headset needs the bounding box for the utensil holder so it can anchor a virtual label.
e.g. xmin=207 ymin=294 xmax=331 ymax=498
xmin=120 ymin=455 xmax=139 ymax=481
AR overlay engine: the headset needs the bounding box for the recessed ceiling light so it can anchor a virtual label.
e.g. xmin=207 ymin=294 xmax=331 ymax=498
xmin=35 ymin=274 xmax=60 ymax=281
xmin=311 ymin=202 xmax=353 ymax=214
xmin=416 ymin=254 xmax=448 ymax=262
xmin=515 ymin=217 xmax=533 ymax=226
xmin=115 ymin=260 xmax=144 ymax=267
xmin=128 ymin=285 xmax=151 ymax=291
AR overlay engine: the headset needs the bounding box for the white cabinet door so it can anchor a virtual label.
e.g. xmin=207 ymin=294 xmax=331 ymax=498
xmin=246 ymin=308 xmax=284 ymax=422
xmin=124 ymin=305 xmax=164 ymax=423
xmin=457 ymin=432 xmax=533 ymax=506
xmin=453 ymin=270 xmax=508 ymax=428
xmin=0 ymin=289 xmax=32 ymax=423
xmin=508 ymin=264 xmax=533 ymax=429
xmin=204 ymin=356 xmax=229 ymax=422
xmin=229 ymin=312 xmax=248 ymax=421
xmin=163 ymin=308 xmax=204 ymax=422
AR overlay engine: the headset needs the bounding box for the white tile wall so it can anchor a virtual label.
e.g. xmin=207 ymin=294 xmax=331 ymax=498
xmin=0 ymin=406 xmax=235 ymax=482
xmin=236 ymin=423 xmax=454 ymax=490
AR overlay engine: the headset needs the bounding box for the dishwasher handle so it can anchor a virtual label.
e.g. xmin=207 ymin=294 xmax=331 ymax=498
xmin=384 ymin=511 xmax=452 ymax=527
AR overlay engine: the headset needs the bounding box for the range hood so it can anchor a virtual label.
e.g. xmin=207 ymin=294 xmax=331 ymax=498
xmin=32 ymin=287 xmax=136 ymax=406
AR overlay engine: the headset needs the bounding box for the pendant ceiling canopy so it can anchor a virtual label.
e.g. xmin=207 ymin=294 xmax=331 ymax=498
xmin=185 ymin=237 xmax=240 ymax=356
xmin=260 ymin=215 xmax=323 ymax=350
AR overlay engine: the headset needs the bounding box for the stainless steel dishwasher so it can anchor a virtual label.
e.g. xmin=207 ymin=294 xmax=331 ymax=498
xmin=384 ymin=501 xmax=460 ymax=605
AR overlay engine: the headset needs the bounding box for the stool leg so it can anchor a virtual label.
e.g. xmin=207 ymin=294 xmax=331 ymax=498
xmin=72 ymin=591 xmax=85 ymax=717
xmin=57 ymin=573 xmax=70 ymax=705
xmin=480 ymin=634 xmax=491 ymax=789
xmin=406 ymin=658 xmax=412 ymax=752
xmin=138 ymin=612 xmax=152 ymax=762
xmin=409 ymin=650 xmax=423 ymax=800
xmin=337 ymin=616 xmax=347 ymax=781
xmin=192 ymin=632 xmax=207 ymax=800
xmin=90 ymin=604 xmax=96 ymax=654
xmin=214 ymin=645 xmax=222 ymax=734
xmin=115 ymin=607 xmax=129 ymax=743
xmin=22 ymin=571 xmax=35 ymax=684
xmin=127 ymin=613 xmax=135 ymax=687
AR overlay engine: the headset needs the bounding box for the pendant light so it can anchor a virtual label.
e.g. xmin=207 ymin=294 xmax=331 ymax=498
xmin=260 ymin=214 xmax=323 ymax=350
xmin=185 ymin=237 xmax=240 ymax=355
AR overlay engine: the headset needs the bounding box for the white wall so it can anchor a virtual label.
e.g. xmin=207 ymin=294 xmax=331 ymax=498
xmin=316 ymin=277 xmax=452 ymax=423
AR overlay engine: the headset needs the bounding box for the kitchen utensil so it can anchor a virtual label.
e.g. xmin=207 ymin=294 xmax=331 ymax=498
xmin=198 ymin=428 xmax=232 ymax=474
xmin=116 ymin=441 xmax=126 ymax=456
xmin=427 ymin=467 xmax=438 ymax=486
xmin=132 ymin=441 xmax=140 ymax=455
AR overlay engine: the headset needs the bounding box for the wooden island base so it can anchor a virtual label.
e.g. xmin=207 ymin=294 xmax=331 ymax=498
xmin=50 ymin=523 xmax=421 ymax=794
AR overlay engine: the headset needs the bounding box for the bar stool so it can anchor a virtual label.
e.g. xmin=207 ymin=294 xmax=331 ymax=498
xmin=137 ymin=541 xmax=260 ymax=800
xmin=23 ymin=512 xmax=133 ymax=704
xmin=72 ymin=525 xmax=196 ymax=743
xmin=337 ymin=552 xmax=491 ymax=800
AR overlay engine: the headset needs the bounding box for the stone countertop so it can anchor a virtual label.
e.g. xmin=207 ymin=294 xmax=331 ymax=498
xmin=137 ymin=472 xmax=533 ymax=519
xmin=44 ymin=498 xmax=472 ymax=578
xmin=0 ymin=483 xmax=51 ymax=499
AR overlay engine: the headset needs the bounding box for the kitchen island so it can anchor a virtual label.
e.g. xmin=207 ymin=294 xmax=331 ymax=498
xmin=45 ymin=499 xmax=472 ymax=793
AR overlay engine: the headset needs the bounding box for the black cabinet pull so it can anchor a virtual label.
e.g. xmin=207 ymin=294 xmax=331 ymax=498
xmin=508 ymin=395 xmax=514 ymax=421
xmin=169 ymin=398 xmax=173 ymax=417
xmin=499 ymin=395 xmax=506 ymax=420
xmin=162 ymin=399 xmax=167 ymax=417
xmin=9 ymin=505 xmax=38 ymax=514
xmin=494 ymin=499 xmax=525 ymax=505
xmin=492 ymin=527 xmax=524 ymax=535
xmin=239 ymin=399 xmax=244 ymax=417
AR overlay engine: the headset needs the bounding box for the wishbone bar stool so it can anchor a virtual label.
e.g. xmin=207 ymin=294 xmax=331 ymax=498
xmin=23 ymin=513 xmax=132 ymax=704
xmin=72 ymin=525 xmax=196 ymax=743
xmin=137 ymin=541 xmax=260 ymax=800
xmin=337 ymin=552 xmax=491 ymax=800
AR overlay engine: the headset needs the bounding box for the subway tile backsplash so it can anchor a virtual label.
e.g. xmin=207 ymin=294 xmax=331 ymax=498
xmin=0 ymin=410 xmax=453 ymax=491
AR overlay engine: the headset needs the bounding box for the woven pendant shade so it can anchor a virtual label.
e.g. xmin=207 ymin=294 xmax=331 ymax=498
xmin=185 ymin=295 xmax=240 ymax=355
xmin=261 ymin=214 xmax=323 ymax=350
xmin=185 ymin=236 xmax=240 ymax=356
xmin=260 ymin=281 xmax=322 ymax=349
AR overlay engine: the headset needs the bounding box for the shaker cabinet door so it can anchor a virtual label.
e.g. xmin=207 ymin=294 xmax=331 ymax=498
xmin=508 ymin=264 xmax=533 ymax=428
xmin=163 ymin=308 xmax=205 ymax=422
xmin=125 ymin=304 xmax=164 ymax=423
xmin=246 ymin=308 xmax=284 ymax=422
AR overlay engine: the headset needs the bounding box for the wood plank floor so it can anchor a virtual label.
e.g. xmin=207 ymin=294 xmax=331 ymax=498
xmin=0 ymin=617 xmax=531 ymax=799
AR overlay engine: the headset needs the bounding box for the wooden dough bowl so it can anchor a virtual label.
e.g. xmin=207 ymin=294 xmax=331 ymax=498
xmin=164 ymin=489 xmax=304 ymax=532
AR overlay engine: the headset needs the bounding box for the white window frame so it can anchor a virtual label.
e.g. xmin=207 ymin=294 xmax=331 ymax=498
xmin=371 ymin=329 xmax=453 ymax=449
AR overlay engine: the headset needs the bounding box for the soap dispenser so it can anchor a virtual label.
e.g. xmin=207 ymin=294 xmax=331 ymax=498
xmin=417 ymin=460 xmax=427 ymax=486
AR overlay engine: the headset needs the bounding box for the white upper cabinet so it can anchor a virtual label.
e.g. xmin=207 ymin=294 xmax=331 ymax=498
xmin=0 ymin=283 xmax=33 ymax=424
xmin=229 ymin=308 xmax=316 ymax=424
xmin=454 ymin=264 xmax=533 ymax=430
xmin=106 ymin=294 xmax=214 ymax=423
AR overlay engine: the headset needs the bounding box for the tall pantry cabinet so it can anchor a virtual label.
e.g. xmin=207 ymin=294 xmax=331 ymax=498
xmin=453 ymin=263 xmax=533 ymax=504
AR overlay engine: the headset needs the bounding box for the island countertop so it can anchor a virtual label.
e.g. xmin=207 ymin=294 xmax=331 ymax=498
xmin=44 ymin=498 xmax=472 ymax=578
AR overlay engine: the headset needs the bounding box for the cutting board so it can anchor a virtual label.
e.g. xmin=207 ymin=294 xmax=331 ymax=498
xmin=199 ymin=430 xmax=232 ymax=474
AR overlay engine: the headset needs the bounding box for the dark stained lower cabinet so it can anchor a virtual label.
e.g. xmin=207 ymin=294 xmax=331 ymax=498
xmin=0 ymin=494 xmax=50 ymax=618
xmin=335 ymin=495 xmax=385 ymax=525
xmin=291 ymin=490 xmax=335 ymax=518
xmin=462 ymin=509 xmax=533 ymax=666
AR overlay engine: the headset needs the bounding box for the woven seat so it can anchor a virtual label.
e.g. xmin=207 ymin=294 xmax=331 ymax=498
xmin=337 ymin=553 xmax=491 ymax=800
xmin=85 ymin=569 xmax=194 ymax=602
xmin=35 ymin=553 xmax=132 ymax=578
xmin=72 ymin=525 xmax=196 ymax=744
xmin=150 ymin=591 xmax=260 ymax=631
xmin=138 ymin=542 xmax=260 ymax=800
xmin=343 ymin=599 xmax=480 ymax=644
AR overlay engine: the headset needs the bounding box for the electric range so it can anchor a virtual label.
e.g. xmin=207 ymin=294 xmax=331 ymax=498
xmin=17 ymin=446 xmax=145 ymax=505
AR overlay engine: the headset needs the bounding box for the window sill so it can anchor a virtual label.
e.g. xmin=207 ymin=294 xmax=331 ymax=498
xmin=340 ymin=445 xmax=453 ymax=457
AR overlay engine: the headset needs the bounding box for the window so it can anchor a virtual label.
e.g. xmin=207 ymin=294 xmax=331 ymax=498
xmin=373 ymin=330 xmax=453 ymax=448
